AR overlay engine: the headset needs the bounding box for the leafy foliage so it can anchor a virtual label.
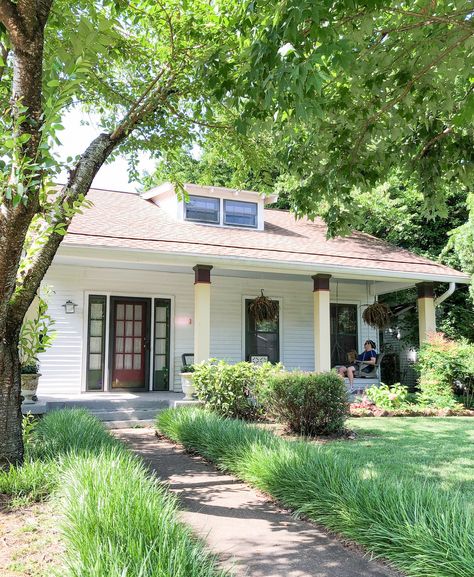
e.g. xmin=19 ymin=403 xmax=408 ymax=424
xmin=264 ymin=371 xmax=349 ymax=436
xmin=192 ymin=360 xmax=282 ymax=420
xmin=364 ymin=383 xmax=410 ymax=409
xmin=416 ymin=332 xmax=474 ymax=408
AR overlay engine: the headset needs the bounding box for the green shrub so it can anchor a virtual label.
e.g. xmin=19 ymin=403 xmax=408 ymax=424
xmin=193 ymin=360 xmax=282 ymax=420
xmin=416 ymin=333 xmax=473 ymax=408
xmin=365 ymin=383 xmax=410 ymax=409
xmin=264 ymin=371 xmax=349 ymax=436
xmin=157 ymin=408 xmax=474 ymax=577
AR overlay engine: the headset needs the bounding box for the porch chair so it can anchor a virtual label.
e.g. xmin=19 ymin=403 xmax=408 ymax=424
xmin=354 ymin=352 xmax=385 ymax=380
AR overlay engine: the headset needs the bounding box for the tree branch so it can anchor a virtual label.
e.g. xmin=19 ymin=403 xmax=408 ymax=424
xmin=0 ymin=0 xmax=24 ymax=44
xmin=419 ymin=127 xmax=453 ymax=158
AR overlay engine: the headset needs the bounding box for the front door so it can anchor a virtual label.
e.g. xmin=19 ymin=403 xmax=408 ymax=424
xmin=110 ymin=297 xmax=151 ymax=390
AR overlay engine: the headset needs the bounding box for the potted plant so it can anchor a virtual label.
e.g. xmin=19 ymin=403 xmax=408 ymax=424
xmin=180 ymin=364 xmax=196 ymax=400
xmin=19 ymin=290 xmax=55 ymax=404
xmin=20 ymin=363 xmax=41 ymax=404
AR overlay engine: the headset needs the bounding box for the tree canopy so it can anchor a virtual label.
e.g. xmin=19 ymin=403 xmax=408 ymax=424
xmin=0 ymin=0 xmax=473 ymax=466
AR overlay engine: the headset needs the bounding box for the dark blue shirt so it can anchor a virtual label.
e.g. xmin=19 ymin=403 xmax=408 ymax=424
xmin=357 ymin=350 xmax=377 ymax=373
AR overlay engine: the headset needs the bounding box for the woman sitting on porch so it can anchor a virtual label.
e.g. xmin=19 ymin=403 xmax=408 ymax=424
xmin=338 ymin=340 xmax=377 ymax=386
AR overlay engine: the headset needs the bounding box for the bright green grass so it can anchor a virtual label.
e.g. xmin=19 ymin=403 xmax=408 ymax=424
xmin=157 ymin=408 xmax=474 ymax=577
xmin=332 ymin=418 xmax=474 ymax=506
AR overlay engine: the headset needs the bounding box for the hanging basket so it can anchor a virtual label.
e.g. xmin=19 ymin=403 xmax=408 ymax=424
xmin=362 ymin=302 xmax=392 ymax=329
xmin=249 ymin=290 xmax=278 ymax=323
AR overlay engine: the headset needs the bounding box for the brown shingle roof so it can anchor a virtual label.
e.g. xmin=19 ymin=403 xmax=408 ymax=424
xmin=64 ymin=188 xmax=468 ymax=281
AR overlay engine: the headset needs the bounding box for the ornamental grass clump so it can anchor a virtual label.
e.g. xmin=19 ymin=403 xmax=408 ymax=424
xmin=1 ymin=409 xmax=226 ymax=577
xmin=264 ymin=371 xmax=349 ymax=436
xmin=157 ymin=408 xmax=474 ymax=577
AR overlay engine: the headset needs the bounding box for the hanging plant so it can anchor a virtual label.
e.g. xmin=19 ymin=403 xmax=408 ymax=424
xmin=362 ymin=302 xmax=392 ymax=329
xmin=249 ymin=290 xmax=278 ymax=323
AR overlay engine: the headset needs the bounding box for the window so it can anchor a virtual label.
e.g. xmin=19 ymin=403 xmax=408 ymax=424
xmin=245 ymin=299 xmax=279 ymax=362
xmin=330 ymin=304 xmax=358 ymax=367
xmin=185 ymin=195 xmax=219 ymax=223
xmin=224 ymin=199 xmax=257 ymax=228
xmin=87 ymin=295 xmax=107 ymax=391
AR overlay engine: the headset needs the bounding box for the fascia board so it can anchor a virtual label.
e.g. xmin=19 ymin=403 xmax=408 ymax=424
xmin=57 ymin=243 xmax=470 ymax=285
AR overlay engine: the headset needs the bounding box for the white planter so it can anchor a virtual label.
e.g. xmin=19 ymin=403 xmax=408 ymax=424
xmin=21 ymin=373 xmax=41 ymax=404
xmin=180 ymin=372 xmax=196 ymax=401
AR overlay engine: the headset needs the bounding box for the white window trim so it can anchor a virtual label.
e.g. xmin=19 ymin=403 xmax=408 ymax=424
xmin=223 ymin=199 xmax=258 ymax=228
xmin=82 ymin=290 xmax=175 ymax=393
xmin=184 ymin=194 xmax=220 ymax=224
xmin=241 ymin=295 xmax=284 ymax=365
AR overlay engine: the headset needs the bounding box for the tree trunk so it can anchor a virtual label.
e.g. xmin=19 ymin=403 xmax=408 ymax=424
xmin=0 ymin=326 xmax=23 ymax=469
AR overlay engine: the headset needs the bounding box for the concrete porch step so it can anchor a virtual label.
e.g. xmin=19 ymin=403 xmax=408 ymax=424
xmin=89 ymin=407 xmax=164 ymax=422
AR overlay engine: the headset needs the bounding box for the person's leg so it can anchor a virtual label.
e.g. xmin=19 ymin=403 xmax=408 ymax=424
xmin=338 ymin=366 xmax=348 ymax=379
xmin=347 ymin=366 xmax=355 ymax=386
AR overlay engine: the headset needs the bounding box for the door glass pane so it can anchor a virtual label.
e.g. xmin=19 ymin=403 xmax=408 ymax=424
xmin=124 ymin=354 xmax=132 ymax=369
xmin=125 ymin=321 xmax=133 ymax=336
xmin=156 ymin=307 xmax=166 ymax=322
xmin=134 ymin=305 xmax=142 ymax=320
xmin=115 ymin=354 xmax=123 ymax=369
xmin=90 ymin=337 xmax=102 ymax=354
xmin=330 ymin=304 xmax=358 ymax=367
xmin=155 ymin=339 xmax=166 ymax=355
xmin=155 ymin=323 xmax=166 ymax=338
xmin=154 ymin=355 xmax=166 ymax=370
xmin=116 ymin=304 xmax=125 ymax=320
xmin=116 ymin=338 xmax=124 ymax=353
xmin=91 ymin=303 xmax=103 ymax=319
xmin=133 ymin=355 xmax=141 ymax=370
xmin=126 ymin=304 xmax=134 ymax=320
xmin=134 ymin=321 xmax=142 ymax=336
xmin=89 ymin=354 xmax=101 ymax=370
xmin=134 ymin=338 xmax=141 ymax=353
xmin=125 ymin=338 xmax=133 ymax=353
xmin=116 ymin=321 xmax=124 ymax=336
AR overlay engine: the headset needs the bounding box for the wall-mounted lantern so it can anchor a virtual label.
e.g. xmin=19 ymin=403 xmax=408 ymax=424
xmin=63 ymin=299 xmax=78 ymax=314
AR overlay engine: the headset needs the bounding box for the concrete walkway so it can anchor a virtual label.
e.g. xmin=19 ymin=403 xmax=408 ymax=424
xmin=116 ymin=428 xmax=400 ymax=577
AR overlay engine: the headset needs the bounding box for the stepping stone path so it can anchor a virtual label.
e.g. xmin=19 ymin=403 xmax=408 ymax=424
xmin=116 ymin=428 xmax=401 ymax=577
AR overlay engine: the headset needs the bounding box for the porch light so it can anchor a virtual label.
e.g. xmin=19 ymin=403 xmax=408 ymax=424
xmin=63 ymin=299 xmax=78 ymax=314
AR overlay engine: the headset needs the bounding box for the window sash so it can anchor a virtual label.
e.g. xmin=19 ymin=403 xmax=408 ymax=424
xmin=185 ymin=195 xmax=220 ymax=223
xmin=224 ymin=199 xmax=257 ymax=228
xmin=245 ymin=299 xmax=279 ymax=362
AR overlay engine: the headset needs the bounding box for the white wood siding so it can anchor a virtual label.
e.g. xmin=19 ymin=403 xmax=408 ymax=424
xmin=38 ymin=264 xmax=378 ymax=395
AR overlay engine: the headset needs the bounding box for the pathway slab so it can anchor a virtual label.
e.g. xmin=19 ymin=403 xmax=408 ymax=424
xmin=116 ymin=428 xmax=401 ymax=577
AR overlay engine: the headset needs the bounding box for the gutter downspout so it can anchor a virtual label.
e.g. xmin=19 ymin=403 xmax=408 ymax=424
xmin=434 ymin=282 xmax=456 ymax=307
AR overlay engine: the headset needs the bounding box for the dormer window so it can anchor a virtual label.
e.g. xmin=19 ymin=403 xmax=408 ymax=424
xmin=185 ymin=195 xmax=219 ymax=224
xmin=224 ymin=199 xmax=257 ymax=228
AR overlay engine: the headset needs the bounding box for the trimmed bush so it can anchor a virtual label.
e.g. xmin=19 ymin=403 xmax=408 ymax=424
xmin=416 ymin=333 xmax=474 ymax=408
xmin=264 ymin=371 xmax=349 ymax=435
xmin=193 ymin=359 xmax=282 ymax=419
xmin=157 ymin=408 xmax=474 ymax=577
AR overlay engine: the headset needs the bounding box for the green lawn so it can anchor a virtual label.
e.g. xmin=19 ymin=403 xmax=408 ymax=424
xmin=329 ymin=417 xmax=474 ymax=506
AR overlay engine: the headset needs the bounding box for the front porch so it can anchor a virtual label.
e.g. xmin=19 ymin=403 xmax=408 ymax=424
xmin=38 ymin=254 xmax=439 ymax=396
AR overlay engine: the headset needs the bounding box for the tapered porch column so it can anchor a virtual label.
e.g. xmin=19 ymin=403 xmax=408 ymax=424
xmin=312 ymin=274 xmax=332 ymax=372
xmin=417 ymin=282 xmax=436 ymax=344
xmin=193 ymin=265 xmax=213 ymax=363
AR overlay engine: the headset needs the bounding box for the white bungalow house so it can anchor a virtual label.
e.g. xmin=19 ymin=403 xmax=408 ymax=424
xmin=36 ymin=183 xmax=469 ymax=395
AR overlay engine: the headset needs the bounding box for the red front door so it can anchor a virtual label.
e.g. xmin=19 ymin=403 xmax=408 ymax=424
xmin=111 ymin=298 xmax=150 ymax=389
